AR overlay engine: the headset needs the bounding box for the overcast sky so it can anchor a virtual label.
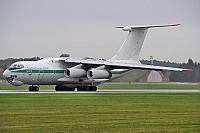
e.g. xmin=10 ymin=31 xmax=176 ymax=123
xmin=0 ymin=0 xmax=199 ymax=63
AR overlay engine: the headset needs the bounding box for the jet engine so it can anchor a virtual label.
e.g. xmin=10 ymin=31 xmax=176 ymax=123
xmin=87 ymin=69 xmax=112 ymax=79
xmin=64 ymin=68 xmax=86 ymax=78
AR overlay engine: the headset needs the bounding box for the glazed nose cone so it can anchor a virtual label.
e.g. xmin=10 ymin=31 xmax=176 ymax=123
xmin=3 ymin=70 xmax=10 ymax=79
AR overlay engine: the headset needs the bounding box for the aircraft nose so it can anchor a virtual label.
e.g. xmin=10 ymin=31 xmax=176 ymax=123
xmin=3 ymin=70 xmax=11 ymax=79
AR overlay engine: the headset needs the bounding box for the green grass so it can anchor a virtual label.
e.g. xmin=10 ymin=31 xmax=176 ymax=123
xmin=0 ymin=93 xmax=199 ymax=132
xmin=0 ymin=83 xmax=200 ymax=90
xmin=113 ymin=69 xmax=148 ymax=82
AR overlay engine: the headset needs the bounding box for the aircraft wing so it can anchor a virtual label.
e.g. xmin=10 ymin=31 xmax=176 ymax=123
xmin=60 ymin=58 xmax=193 ymax=72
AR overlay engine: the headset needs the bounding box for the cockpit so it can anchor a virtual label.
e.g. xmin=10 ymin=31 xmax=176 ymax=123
xmin=8 ymin=63 xmax=24 ymax=70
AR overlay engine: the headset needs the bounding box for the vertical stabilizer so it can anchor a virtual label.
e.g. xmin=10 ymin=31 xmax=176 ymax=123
xmin=110 ymin=24 xmax=180 ymax=64
xmin=111 ymin=28 xmax=147 ymax=63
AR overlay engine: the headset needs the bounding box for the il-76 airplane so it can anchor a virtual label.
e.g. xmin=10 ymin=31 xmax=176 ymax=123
xmin=3 ymin=24 xmax=193 ymax=91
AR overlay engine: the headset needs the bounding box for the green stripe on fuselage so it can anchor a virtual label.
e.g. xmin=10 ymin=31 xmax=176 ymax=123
xmin=11 ymin=69 xmax=64 ymax=74
xmin=111 ymin=69 xmax=132 ymax=75
xmin=11 ymin=69 xmax=132 ymax=75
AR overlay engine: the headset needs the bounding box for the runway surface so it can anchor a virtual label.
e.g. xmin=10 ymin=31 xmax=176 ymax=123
xmin=0 ymin=89 xmax=199 ymax=93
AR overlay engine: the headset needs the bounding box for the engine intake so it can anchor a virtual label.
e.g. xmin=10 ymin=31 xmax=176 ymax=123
xmin=64 ymin=68 xmax=86 ymax=78
xmin=87 ymin=69 xmax=112 ymax=79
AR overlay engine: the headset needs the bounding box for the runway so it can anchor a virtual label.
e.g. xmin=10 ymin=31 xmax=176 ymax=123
xmin=0 ymin=89 xmax=199 ymax=93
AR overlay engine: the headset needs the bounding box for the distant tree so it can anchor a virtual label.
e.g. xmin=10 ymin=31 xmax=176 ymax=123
xmin=24 ymin=57 xmax=41 ymax=61
xmin=0 ymin=57 xmax=41 ymax=70
xmin=187 ymin=58 xmax=194 ymax=66
xmin=60 ymin=54 xmax=70 ymax=57
xmin=170 ymin=58 xmax=199 ymax=82
xmin=141 ymin=58 xmax=200 ymax=82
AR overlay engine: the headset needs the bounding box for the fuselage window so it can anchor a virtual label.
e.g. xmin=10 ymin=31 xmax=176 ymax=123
xmin=8 ymin=63 xmax=24 ymax=70
xmin=10 ymin=75 xmax=17 ymax=78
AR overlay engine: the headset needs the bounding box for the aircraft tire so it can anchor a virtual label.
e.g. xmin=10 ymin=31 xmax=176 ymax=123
xmin=77 ymin=86 xmax=84 ymax=91
xmin=55 ymin=85 xmax=62 ymax=91
xmin=29 ymin=86 xmax=32 ymax=91
xmin=55 ymin=85 xmax=75 ymax=91
xmin=90 ymin=86 xmax=97 ymax=91
xmin=77 ymin=86 xmax=88 ymax=91
xmin=85 ymin=86 xmax=90 ymax=91
xmin=63 ymin=87 xmax=75 ymax=91
xmin=34 ymin=86 xmax=39 ymax=91
xmin=77 ymin=86 xmax=97 ymax=91
xmin=29 ymin=86 xmax=39 ymax=91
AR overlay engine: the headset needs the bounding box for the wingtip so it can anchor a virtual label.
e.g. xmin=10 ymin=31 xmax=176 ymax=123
xmin=183 ymin=69 xmax=194 ymax=72
xmin=172 ymin=24 xmax=181 ymax=26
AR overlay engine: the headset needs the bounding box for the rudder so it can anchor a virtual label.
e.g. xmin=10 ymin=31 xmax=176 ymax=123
xmin=111 ymin=29 xmax=147 ymax=62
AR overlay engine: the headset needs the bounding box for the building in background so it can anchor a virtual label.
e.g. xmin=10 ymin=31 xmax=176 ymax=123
xmin=140 ymin=70 xmax=169 ymax=82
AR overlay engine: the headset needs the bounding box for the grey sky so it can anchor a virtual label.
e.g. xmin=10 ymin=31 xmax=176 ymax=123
xmin=0 ymin=0 xmax=199 ymax=62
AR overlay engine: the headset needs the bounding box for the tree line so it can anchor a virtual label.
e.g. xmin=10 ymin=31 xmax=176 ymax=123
xmin=0 ymin=57 xmax=41 ymax=70
xmin=141 ymin=59 xmax=200 ymax=82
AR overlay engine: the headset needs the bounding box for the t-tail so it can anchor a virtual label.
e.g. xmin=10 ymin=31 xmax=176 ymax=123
xmin=110 ymin=24 xmax=181 ymax=64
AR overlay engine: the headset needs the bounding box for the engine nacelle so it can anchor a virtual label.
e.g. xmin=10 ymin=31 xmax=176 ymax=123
xmin=64 ymin=68 xmax=86 ymax=78
xmin=87 ymin=69 xmax=112 ymax=79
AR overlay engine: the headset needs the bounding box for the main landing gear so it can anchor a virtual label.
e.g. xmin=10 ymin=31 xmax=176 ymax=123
xmin=77 ymin=86 xmax=97 ymax=91
xmin=55 ymin=85 xmax=75 ymax=91
xmin=55 ymin=85 xmax=97 ymax=91
xmin=28 ymin=85 xmax=97 ymax=91
xmin=29 ymin=86 xmax=39 ymax=91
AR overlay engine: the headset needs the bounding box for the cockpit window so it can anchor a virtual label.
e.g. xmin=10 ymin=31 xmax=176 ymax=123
xmin=8 ymin=63 xmax=24 ymax=70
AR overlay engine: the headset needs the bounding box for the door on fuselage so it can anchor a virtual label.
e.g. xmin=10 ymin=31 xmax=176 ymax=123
xmin=38 ymin=70 xmax=44 ymax=81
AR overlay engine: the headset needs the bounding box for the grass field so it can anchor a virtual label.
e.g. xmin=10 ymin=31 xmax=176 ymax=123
xmin=0 ymin=82 xmax=200 ymax=90
xmin=0 ymin=93 xmax=199 ymax=132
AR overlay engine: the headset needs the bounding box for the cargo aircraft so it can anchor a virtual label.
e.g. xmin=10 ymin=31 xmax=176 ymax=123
xmin=3 ymin=24 xmax=193 ymax=91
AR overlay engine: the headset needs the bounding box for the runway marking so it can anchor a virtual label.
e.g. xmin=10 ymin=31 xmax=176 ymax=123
xmin=0 ymin=89 xmax=199 ymax=93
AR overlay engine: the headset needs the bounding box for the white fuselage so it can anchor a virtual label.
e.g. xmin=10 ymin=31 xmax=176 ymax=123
xmin=3 ymin=57 xmax=131 ymax=88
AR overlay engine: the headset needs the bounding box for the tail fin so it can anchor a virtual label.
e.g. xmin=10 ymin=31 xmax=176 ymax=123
xmin=110 ymin=24 xmax=180 ymax=63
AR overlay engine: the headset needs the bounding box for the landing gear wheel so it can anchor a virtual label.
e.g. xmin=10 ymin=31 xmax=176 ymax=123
xmin=29 ymin=86 xmax=39 ymax=91
xmin=85 ymin=86 xmax=90 ymax=91
xmin=77 ymin=86 xmax=84 ymax=91
xmin=55 ymin=85 xmax=62 ymax=91
xmin=55 ymin=85 xmax=75 ymax=91
xmin=68 ymin=88 xmax=75 ymax=91
xmin=77 ymin=86 xmax=97 ymax=91
xmin=91 ymin=86 xmax=97 ymax=91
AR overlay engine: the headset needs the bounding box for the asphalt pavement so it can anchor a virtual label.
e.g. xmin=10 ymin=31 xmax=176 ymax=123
xmin=0 ymin=89 xmax=199 ymax=93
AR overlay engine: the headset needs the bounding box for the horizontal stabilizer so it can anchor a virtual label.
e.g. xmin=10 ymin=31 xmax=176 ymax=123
xmin=116 ymin=24 xmax=181 ymax=31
